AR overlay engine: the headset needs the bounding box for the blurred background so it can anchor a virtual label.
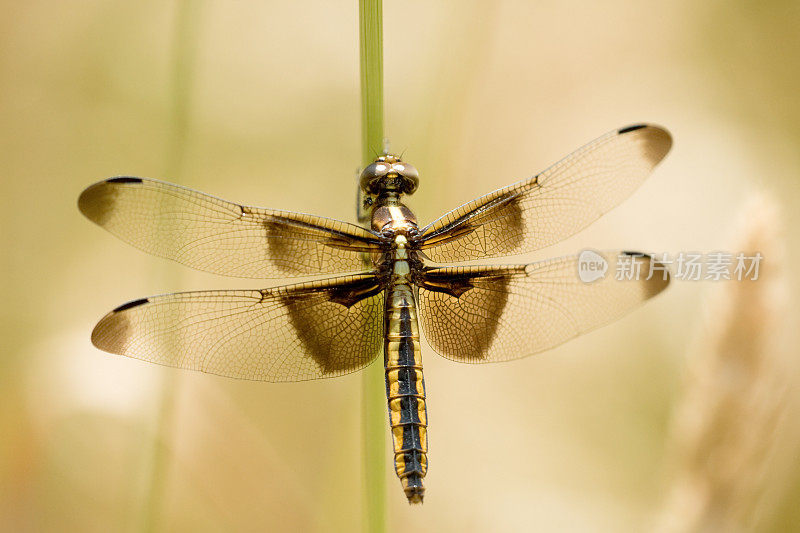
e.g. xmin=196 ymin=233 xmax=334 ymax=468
xmin=2 ymin=1 xmax=799 ymax=531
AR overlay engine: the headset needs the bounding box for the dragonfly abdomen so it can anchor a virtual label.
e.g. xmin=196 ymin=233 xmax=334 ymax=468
xmin=385 ymin=278 xmax=428 ymax=504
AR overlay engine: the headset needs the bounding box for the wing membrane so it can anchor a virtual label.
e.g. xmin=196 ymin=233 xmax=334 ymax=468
xmin=418 ymin=125 xmax=671 ymax=262
xmin=78 ymin=177 xmax=382 ymax=278
xmin=417 ymin=251 xmax=668 ymax=363
xmin=91 ymin=274 xmax=385 ymax=381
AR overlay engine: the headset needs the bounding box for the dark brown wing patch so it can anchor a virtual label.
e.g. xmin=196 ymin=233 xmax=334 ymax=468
xmin=281 ymin=276 xmax=385 ymax=374
xmin=418 ymin=267 xmax=518 ymax=360
xmin=419 ymin=189 xmax=526 ymax=258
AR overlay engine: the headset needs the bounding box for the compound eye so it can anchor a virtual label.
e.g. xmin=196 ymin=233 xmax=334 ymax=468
xmin=392 ymin=162 xmax=419 ymax=194
xmin=360 ymin=162 xmax=392 ymax=193
xmin=394 ymin=163 xmax=418 ymax=181
xmin=360 ymin=162 xmax=389 ymax=180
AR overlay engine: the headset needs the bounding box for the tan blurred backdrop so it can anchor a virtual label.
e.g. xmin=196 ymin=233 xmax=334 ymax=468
xmin=2 ymin=1 xmax=799 ymax=532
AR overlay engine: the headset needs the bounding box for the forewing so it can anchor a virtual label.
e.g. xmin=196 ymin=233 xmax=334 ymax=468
xmin=91 ymin=274 xmax=385 ymax=381
xmin=418 ymin=125 xmax=671 ymax=262
xmin=417 ymin=252 xmax=668 ymax=363
xmin=78 ymin=177 xmax=382 ymax=278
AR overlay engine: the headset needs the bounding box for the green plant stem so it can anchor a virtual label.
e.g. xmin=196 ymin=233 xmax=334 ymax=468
xmin=140 ymin=2 xmax=202 ymax=532
xmin=360 ymin=0 xmax=384 ymax=164
xmin=359 ymin=0 xmax=387 ymax=531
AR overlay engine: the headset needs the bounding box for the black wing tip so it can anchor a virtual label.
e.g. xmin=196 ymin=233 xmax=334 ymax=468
xmin=617 ymin=123 xmax=673 ymax=164
xmin=618 ymin=124 xmax=648 ymax=134
xmin=622 ymin=250 xmax=649 ymax=258
xmin=113 ymin=298 xmax=149 ymax=313
xmin=106 ymin=176 xmax=143 ymax=184
xmin=78 ymin=176 xmax=147 ymax=223
xmin=620 ymin=250 xmax=671 ymax=295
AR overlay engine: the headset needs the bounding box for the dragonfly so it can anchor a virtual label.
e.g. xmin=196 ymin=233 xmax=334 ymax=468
xmin=79 ymin=123 xmax=672 ymax=504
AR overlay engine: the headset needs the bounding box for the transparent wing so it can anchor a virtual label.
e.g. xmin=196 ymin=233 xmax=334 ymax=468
xmin=417 ymin=125 xmax=671 ymax=262
xmin=91 ymin=274 xmax=385 ymax=381
xmin=417 ymin=251 xmax=669 ymax=363
xmin=78 ymin=177 xmax=383 ymax=278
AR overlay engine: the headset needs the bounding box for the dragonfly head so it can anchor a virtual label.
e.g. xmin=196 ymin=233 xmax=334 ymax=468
xmin=360 ymin=154 xmax=419 ymax=196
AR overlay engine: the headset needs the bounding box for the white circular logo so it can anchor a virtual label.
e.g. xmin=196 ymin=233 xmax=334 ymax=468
xmin=578 ymin=249 xmax=608 ymax=283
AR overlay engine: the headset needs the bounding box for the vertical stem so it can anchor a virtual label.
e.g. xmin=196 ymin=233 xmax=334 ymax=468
xmin=140 ymin=2 xmax=202 ymax=532
xmin=360 ymin=0 xmax=385 ymax=164
xmin=359 ymin=1 xmax=387 ymax=531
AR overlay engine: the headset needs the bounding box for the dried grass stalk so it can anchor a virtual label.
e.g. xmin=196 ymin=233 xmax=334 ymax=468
xmin=655 ymin=192 xmax=795 ymax=533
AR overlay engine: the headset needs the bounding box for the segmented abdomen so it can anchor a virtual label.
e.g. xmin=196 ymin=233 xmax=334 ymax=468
xmin=385 ymin=281 xmax=428 ymax=504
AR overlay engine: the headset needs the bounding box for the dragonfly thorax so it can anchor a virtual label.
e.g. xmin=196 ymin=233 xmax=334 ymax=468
xmin=370 ymin=201 xmax=418 ymax=235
